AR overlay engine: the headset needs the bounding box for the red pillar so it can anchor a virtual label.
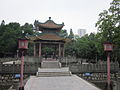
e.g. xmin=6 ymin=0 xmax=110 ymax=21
xmin=107 ymin=52 xmax=110 ymax=89
xmin=63 ymin=44 xmax=65 ymax=57
xmin=34 ymin=43 xmax=36 ymax=56
xmin=20 ymin=51 xmax=24 ymax=89
xmin=59 ymin=44 xmax=61 ymax=57
xmin=39 ymin=43 xmax=41 ymax=57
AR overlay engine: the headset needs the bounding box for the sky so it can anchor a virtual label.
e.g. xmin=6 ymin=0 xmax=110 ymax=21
xmin=0 ymin=0 xmax=113 ymax=34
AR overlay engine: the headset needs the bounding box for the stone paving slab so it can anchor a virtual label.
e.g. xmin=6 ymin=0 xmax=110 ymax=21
xmin=25 ymin=75 xmax=101 ymax=90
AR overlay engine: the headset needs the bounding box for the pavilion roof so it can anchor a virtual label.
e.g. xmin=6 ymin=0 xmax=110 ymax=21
xmin=39 ymin=20 xmax=64 ymax=29
xmin=27 ymin=33 xmax=70 ymax=42
xmin=34 ymin=17 xmax=64 ymax=30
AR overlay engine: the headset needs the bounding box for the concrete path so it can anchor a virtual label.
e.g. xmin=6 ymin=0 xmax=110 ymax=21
xmin=25 ymin=59 xmax=101 ymax=90
xmin=25 ymin=75 xmax=101 ymax=90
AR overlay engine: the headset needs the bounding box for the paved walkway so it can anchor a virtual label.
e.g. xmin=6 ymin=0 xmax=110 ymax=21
xmin=24 ymin=59 xmax=101 ymax=90
xmin=24 ymin=59 xmax=102 ymax=90
xmin=25 ymin=75 xmax=101 ymax=90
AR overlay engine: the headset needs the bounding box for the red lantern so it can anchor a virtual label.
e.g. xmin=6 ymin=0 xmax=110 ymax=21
xmin=18 ymin=38 xmax=28 ymax=50
xmin=103 ymin=42 xmax=113 ymax=52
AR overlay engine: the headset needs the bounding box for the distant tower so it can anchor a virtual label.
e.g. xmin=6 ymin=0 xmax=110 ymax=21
xmin=78 ymin=29 xmax=86 ymax=37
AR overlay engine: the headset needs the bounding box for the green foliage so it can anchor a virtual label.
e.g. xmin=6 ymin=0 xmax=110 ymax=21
xmin=42 ymin=47 xmax=55 ymax=55
xmin=0 ymin=22 xmax=21 ymax=54
xmin=65 ymin=40 xmax=76 ymax=56
xmin=1 ymin=20 xmax=5 ymax=25
xmin=96 ymin=0 xmax=120 ymax=62
xmin=65 ymin=33 xmax=101 ymax=61
xmin=21 ymin=23 xmax=34 ymax=36
xmin=27 ymin=43 xmax=34 ymax=56
xmin=96 ymin=0 xmax=120 ymax=42
xmin=68 ymin=29 xmax=74 ymax=40
xmin=59 ymin=29 xmax=68 ymax=38
xmin=0 ymin=21 xmax=34 ymax=57
xmin=75 ymin=33 xmax=98 ymax=59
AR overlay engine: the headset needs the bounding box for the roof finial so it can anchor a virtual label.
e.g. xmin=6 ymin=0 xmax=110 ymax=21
xmin=49 ymin=17 xmax=51 ymax=20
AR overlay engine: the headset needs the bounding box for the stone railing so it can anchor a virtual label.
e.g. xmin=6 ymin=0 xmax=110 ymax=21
xmin=69 ymin=63 xmax=119 ymax=73
xmin=0 ymin=56 xmax=42 ymax=74
xmin=0 ymin=56 xmax=119 ymax=74
xmin=0 ymin=58 xmax=16 ymax=63
xmin=0 ymin=62 xmax=38 ymax=74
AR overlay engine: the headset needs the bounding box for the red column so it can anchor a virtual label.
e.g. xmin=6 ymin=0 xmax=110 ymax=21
xmin=107 ymin=52 xmax=110 ymax=88
xmin=20 ymin=51 xmax=24 ymax=88
xmin=39 ymin=43 xmax=41 ymax=57
xmin=63 ymin=44 xmax=65 ymax=57
xmin=59 ymin=44 xmax=61 ymax=57
xmin=34 ymin=43 xmax=36 ymax=56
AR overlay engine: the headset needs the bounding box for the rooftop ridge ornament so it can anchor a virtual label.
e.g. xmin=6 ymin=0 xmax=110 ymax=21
xmin=49 ymin=17 xmax=51 ymax=20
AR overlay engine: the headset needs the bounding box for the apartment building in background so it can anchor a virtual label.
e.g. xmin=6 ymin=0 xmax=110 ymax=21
xmin=78 ymin=29 xmax=86 ymax=37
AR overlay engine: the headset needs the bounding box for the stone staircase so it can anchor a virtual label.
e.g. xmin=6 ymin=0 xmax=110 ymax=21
xmin=37 ymin=67 xmax=72 ymax=77
xmin=37 ymin=58 xmax=71 ymax=77
xmin=41 ymin=60 xmax=61 ymax=68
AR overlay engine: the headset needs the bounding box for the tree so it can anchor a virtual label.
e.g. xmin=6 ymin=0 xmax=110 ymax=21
xmin=96 ymin=0 xmax=120 ymax=42
xmin=59 ymin=29 xmax=68 ymax=38
xmin=65 ymin=32 xmax=100 ymax=62
xmin=65 ymin=29 xmax=76 ymax=56
xmin=0 ymin=22 xmax=21 ymax=57
xmin=0 ymin=22 xmax=34 ymax=57
xmin=21 ymin=23 xmax=34 ymax=36
xmin=1 ymin=20 xmax=5 ymax=25
xmin=65 ymin=40 xmax=76 ymax=57
xmin=75 ymin=33 xmax=98 ymax=60
xmin=96 ymin=0 xmax=120 ymax=62
xmin=68 ymin=29 xmax=74 ymax=40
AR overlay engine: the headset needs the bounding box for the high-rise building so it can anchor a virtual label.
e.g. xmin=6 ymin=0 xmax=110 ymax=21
xmin=78 ymin=29 xmax=86 ymax=37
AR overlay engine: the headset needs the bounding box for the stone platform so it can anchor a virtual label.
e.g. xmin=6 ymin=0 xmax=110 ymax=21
xmin=25 ymin=75 xmax=101 ymax=90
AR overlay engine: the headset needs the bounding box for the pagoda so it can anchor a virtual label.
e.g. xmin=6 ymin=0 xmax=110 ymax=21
xmin=27 ymin=17 xmax=69 ymax=58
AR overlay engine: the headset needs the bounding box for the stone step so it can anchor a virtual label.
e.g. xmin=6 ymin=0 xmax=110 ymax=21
xmin=41 ymin=61 xmax=61 ymax=68
xmin=37 ymin=71 xmax=72 ymax=77
xmin=37 ymin=67 xmax=71 ymax=77
xmin=38 ymin=67 xmax=69 ymax=72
